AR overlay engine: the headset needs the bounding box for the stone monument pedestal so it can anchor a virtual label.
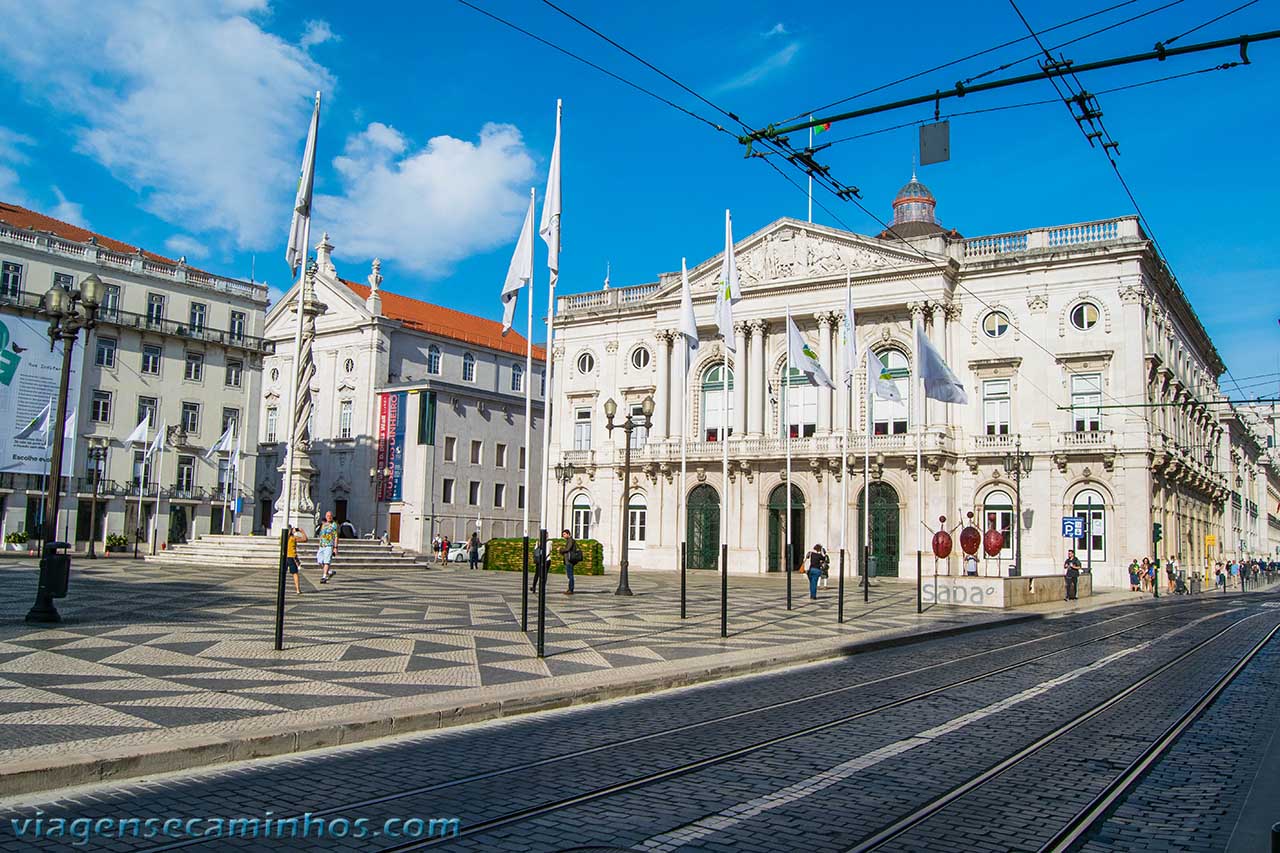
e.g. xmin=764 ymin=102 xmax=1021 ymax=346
xmin=271 ymin=445 xmax=318 ymax=535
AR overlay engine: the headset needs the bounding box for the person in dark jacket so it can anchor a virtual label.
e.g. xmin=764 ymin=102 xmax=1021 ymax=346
xmin=805 ymin=545 xmax=826 ymax=600
xmin=468 ymin=532 xmax=481 ymax=570
xmin=1064 ymin=550 xmax=1082 ymax=600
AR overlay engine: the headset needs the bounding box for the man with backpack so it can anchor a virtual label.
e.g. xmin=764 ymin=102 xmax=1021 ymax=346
xmin=561 ymin=528 xmax=583 ymax=595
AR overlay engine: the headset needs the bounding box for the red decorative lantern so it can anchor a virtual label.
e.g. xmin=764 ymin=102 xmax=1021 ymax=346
xmin=960 ymin=512 xmax=981 ymax=556
xmin=932 ymin=530 xmax=953 ymax=559
xmin=984 ymin=527 xmax=1005 ymax=557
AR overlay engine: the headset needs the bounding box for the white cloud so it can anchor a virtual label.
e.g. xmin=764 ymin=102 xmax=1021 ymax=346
xmin=317 ymin=122 xmax=535 ymax=278
xmin=164 ymin=234 xmax=210 ymax=260
xmin=49 ymin=187 xmax=89 ymax=228
xmin=0 ymin=0 xmax=333 ymax=251
xmin=0 ymin=127 xmax=35 ymax=203
xmin=300 ymin=19 xmax=338 ymax=49
xmin=713 ymin=42 xmax=801 ymax=93
xmin=763 ymin=23 xmax=789 ymax=37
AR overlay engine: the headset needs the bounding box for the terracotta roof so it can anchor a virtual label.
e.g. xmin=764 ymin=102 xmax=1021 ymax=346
xmin=341 ymin=279 xmax=546 ymax=362
xmin=0 ymin=201 xmax=178 ymax=265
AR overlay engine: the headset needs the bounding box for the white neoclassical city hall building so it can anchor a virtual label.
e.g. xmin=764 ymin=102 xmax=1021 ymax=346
xmin=547 ymin=177 xmax=1276 ymax=590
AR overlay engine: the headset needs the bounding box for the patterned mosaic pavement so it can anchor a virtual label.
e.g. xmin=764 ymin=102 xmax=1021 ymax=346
xmin=0 ymin=557 xmax=1030 ymax=774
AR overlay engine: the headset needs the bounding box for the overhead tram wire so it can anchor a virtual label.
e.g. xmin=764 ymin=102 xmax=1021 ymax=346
xmin=454 ymin=0 xmax=732 ymax=137
xmin=1158 ymin=0 xmax=1261 ymax=47
xmin=782 ymin=0 xmax=1147 ymax=124
xmin=960 ymin=0 xmax=1191 ymax=87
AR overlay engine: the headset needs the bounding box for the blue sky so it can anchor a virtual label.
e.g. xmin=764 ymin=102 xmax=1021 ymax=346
xmin=1 ymin=0 xmax=1277 ymax=395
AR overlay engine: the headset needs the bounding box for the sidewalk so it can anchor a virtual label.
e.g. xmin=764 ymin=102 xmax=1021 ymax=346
xmin=0 ymin=558 xmax=1151 ymax=796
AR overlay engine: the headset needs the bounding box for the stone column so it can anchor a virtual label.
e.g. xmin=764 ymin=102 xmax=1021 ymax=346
xmin=816 ymin=312 xmax=835 ymax=434
xmin=272 ymin=264 xmax=327 ymax=535
xmin=834 ymin=311 xmax=849 ymax=437
xmin=733 ymin=322 xmax=748 ymax=437
xmin=669 ymin=333 xmax=685 ymax=440
xmin=748 ymin=320 xmax=766 ymax=436
xmin=653 ymin=331 xmax=671 ymax=442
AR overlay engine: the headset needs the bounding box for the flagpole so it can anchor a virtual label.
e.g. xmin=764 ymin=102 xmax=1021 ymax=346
xmin=807 ymin=118 xmax=814 ymax=224
xmin=523 ymin=187 xmax=535 ymax=545
xmin=915 ymin=313 xmax=925 ymax=581
xmin=840 ymin=276 xmax=850 ymax=618
xmin=864 ymin=348 xmax=872 ymax=601
xmin=149 ymin=441 xmax=163 ymax=554
xmin=721 ymin=329 xmax=729 ymax=636
xmin=679 ymin=300 xmax=689 ymax=619
xmin=134 ymin=419 xmax=147 ymax=559
xmin=784 ymin=306 xmax=793 ymax=609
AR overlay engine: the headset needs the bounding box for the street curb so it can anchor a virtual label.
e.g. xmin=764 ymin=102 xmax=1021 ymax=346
xmin=0 ymin=607 xmax=1068 ymax=798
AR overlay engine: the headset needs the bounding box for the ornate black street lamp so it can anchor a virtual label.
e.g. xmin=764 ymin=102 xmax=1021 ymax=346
xmin=85 ymin=437 xmax=108 ymax=559
xmin=1002 ymin=434 xmax=1032 ymax=578
xmin=27 ymin=273 xmax=103 ymax=623
xmin=605 ymin=394 xmax=654 ymax=596
xmin=554 ymin=460 xmax=577 ymax=534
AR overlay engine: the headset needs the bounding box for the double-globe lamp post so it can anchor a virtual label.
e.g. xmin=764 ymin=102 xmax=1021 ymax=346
xmin=27 ymin=273 xmax=103 ymax=623
xmin=605 ymin=394 xmax=654 ymax=597
xmin=1002 ymin=434 xmax=1032 ymax=578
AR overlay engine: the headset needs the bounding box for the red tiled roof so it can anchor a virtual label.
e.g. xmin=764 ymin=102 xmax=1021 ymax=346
xmin=341 ymin=279 xmax=546 ymax=362
xmin=0 ymin=201 xmax=179 ymax=266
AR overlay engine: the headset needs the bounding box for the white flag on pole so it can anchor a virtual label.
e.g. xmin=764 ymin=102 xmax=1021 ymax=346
xmin=785 ymin=314 xmax=834 ymax=389
xmin=286 ymin=92 xmax=321 ymax=275
xmin=867 ymin=349 xmax=903 ymax=402
xmin=678 ymin=257 xmax=699 ymax=361
xmin=125 ymin=417 xmax=149 ymax=445
xmin=147 ymin=419 xmax=167 ymax=459
xmin=915 ymin=322 xmax=968 ymax=404
xmin=204 ymin=425 xmax=235 ymax=461
xmin=840 ymin=272 xmax=858 ymax=386
xmin=714 ymin=209 xmax=741 ymax=348
xmin=539 ymin=100 xmax=561 ymax=289
xmin=15 ymin=402 xmax=50 ymax=441
xmin=501 ymin=192 xmax=536 ymax=335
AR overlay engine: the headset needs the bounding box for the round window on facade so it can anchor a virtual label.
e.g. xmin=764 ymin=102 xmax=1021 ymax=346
xmin=982 ymin=310 xmax=1009 ymax=338
xmin=577 ymin=352 xmax=595 ymax=374
xmin=270 ymin=367 xmax=279 ymax=382
xmin=343 ymin=358 xmax=355 ymax=373
xmin=630 ymin=346 xmax=651 ymax=370
xmin=1070 ymin=302 xmax=1099 ymax=331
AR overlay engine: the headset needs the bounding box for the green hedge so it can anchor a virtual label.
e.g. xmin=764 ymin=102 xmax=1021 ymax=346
xmin=483 ymin=537 xmax=605 ymax=575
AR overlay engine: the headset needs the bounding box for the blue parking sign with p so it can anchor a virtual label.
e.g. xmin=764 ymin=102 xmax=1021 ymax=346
xmin=1062 ymin=517 xmax=1085 ymax=538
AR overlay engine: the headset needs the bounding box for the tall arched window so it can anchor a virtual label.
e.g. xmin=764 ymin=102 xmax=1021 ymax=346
xmin=511 ymin=362 xmax=524 ymax=392
xmin=627 ymin=494 xmax=647 ymax=547
xmin=701 ymin=363 xmax=734 ymax=441
xmin=427 ymin=345 xmax=441 ymax=375
xmin=462 ymin=352 xmax=476 ymax=382
xmin=782 ymin=361 xmax=817 ymax=438
xmin=1073 ymin=489 xmax=1106 ymax=563
xmin=983 ymin=490 xmax=1014 ymax=560
xmin=872 ymin=349 xmax=910 ymax=435
xmin=571 ymin=493 xmax=592 ymax=541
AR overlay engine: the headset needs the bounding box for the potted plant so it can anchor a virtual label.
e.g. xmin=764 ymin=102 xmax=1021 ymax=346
xmin=4 ymin=530 xmax=27 ymax=552
xmin=105 ymin=533 xmax=128 ymax=554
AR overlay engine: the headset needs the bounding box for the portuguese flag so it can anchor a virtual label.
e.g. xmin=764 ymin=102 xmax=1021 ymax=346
xmin=814 ymin=121 xmax=832 ymax=134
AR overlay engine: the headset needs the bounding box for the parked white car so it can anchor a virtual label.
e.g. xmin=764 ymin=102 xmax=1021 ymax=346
xmin=446 ymin=541 xmax=486 ymax=563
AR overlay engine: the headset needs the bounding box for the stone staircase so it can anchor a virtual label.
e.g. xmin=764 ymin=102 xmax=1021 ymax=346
xmin=145 ymin=534 xmax=432 ymax=570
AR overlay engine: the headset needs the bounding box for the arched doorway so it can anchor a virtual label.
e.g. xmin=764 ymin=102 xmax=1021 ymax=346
xmin=857 ymin=482 xmax=900 ymax=576
xmin=767 ymin=484 xmax=805 ymax=572
xmin=686 ymin=484 xmax=720 ymax=569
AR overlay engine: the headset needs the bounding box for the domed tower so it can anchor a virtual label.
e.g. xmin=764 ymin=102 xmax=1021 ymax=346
xmin=878 ymin=171 xmax=953 ymax=239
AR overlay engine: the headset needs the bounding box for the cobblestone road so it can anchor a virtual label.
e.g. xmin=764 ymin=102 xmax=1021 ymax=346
xmin=1 ymin=587 xmax=1275 ymax=852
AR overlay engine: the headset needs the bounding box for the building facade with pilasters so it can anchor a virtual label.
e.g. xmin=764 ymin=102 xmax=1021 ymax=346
xmin=548 ymin=178 xmax=1240 ymax=590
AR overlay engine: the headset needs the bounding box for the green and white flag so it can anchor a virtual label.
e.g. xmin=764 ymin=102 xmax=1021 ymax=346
xmin=286 ymin=91 xmax=321 ymax=275
xmin=14 ymin=401 xmax=50 ymax=441
xmin=714 ymin=209 xmax=741 ymax=348
xmin=501 ymin=191 xmax=535 ymax=335
xmin=786 ymin=312 xmax=834 ymax=389
xmin=678 ymin=257 xmax=699 ymax=361
xmin=867 ymin=348 xmax=903 ymax=402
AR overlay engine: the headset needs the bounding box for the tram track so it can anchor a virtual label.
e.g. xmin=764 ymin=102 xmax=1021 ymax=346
xmin=843 ymin=609 xmax=1278 ymax=853
xmin=367 ymin=602 xmax=1233 ymax=851
xmin=126 ymin=600 xmax=1206 ymax=852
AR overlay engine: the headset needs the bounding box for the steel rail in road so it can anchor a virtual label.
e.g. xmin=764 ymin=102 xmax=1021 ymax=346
xmin=843 ymin=607 xmax=1277 ymax=852
xmin=371 ymin=604 xmax=1215 ymax=851
xmin=127 ymin=600 xmax=1214 ymax=853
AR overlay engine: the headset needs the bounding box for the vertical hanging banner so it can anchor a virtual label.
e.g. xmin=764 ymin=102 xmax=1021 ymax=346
xmin=376 ymin=391 xmax=407 ymax=501
xmin=0 ymin=316 xmax=81 ymax=476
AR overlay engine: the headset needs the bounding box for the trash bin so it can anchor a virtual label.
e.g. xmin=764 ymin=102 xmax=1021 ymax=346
xmin=40 ymin=544 xmax=71 ymax=599
xmin=867 ymin=555 xmax=877 ymax=578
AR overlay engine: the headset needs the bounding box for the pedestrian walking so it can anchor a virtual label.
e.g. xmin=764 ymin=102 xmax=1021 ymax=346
xmin=1063 ymin=549 xmax=1082 ymax=600
xmin=561 ymin=529 xmax=582 ymax=595
xmin=286 ymin=525 xmax=307 ymax=594
xmin=817 ymin=545 xmax=831 ymax=589
xmin=316 ymin=510 xmax=339 ymax=584
xmin=1166 ymin=556 xmax=1178 ymax=594
xmin=441 ymin=536 xmax=450 ymax=565
xmin=468 ymin=532 xmax=481 ymax=570
xmin=805 ymin=544 xmax=826 ymax=600
xmin=1128 ymin=559 xmax=1140 ymax=592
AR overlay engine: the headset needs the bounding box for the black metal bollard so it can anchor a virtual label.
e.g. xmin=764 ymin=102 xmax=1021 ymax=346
xmin=536 ymin=529 xmax=548 ymax=657
xmin=274 ymin=527 xmax=288 ymax=651
xmin=720 ymin=543 xmax=728 ymax=638
xmin=521 ymin=535 xmax=530 ymax=632
xmin=837 ymin=548 xmax=845 ymax=624
xmin=680 ymin=541 xmax=686 ymax=620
